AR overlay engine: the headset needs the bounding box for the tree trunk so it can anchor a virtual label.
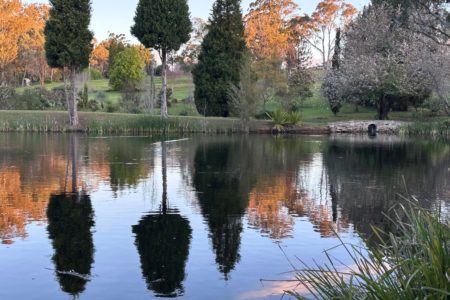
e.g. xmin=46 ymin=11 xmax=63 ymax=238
xmin=22 ymin=65 xmax=28 ymax=87
xmin=71 ymin=134 xmax=78 ymax=194
xmin=161 ymin=141 xmax=168 ymax=215
xmin=69 ymin=66 xmax=79 ymax=127
xmin=0 ymin=65 xmax=5 ymax=87
xmin=161 ymin=50 xmax=169 ymax=119
xmin=149 ymin=58 xmax=155 ymax=114
xmin=378 ymin=94 xmax=390 ymax=120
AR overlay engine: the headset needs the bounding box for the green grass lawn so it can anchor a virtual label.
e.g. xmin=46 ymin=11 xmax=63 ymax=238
xmin=16 ymin=75 xmax=200 ymax=116
xmin=14 ymin=74 xmax=441 ymax=124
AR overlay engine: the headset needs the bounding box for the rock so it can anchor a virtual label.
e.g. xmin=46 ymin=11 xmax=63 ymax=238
xmin=328 ymin=121 xmax=409 ymax=135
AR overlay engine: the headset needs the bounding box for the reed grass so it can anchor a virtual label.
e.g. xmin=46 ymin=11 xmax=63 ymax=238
xmin=290 ymin=200 xmax=450 ymax=300
xmin=0 ymin=111 xmax=252 ymax=134
xmin=402 ymin=120 xmax=450 ymax=138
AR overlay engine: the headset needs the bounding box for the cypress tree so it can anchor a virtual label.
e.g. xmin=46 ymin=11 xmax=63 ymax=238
xmin=45 ymin=0 xmax=93 ymax=127
xmin=131 ymin=0 xmax=192 ymax=119
xmin=193 ymin=0 xmax=247 ymax=117
xmin=331 ymin=28 xmax=341 ymax=70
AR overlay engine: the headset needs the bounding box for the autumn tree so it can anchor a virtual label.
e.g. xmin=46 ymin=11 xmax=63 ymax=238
xmin=132 ymin=0 xmax=192 ymax=119
xmin=0 ymin=0 xmax=30 ymax=85
xmin=90 ymin=39 xmax=109 ymax=77
xmin=292 ymin=0 xmax=357 ymax=68
xmin=45 ymin=0 xmax=93 ymax=127
xmin=245 ymin=0 xmax=298 ymax=61
xmin=15 ymin=4 xmax=50 ymax=86
xmin=193 ymin=0 xmax=247 ymax=117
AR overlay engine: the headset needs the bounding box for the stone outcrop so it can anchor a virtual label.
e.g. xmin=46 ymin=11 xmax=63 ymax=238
xmin=328 ymin=121 xmax=408 ymax=134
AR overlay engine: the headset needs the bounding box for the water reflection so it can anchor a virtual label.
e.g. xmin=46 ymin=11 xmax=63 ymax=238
xmin=193 ymin=140 xmax=251 ymax=279
xmin=0 ymin=134 xmax=449 ymax=299
xmin=108 ymin=138 xmax=154 ymax=194
xmin=133 ymin=211 xmax=192 ymax=297
xmin=46 ymin=135 xmax=95 ymax=296
xmin=323 ymin=135 xmax=450 ymax=239
xmin=47 ymin=192 xmax=95 ymax=296
xmin=133 ymin=141 xmax=192 ymax=297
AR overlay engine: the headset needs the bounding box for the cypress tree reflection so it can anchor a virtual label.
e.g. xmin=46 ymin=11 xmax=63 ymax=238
xmin=192 ymin=141 xmax=249 ymax=279
xmin=47 ymin=193 xmax=95 ymax=296
xmin=133 ymin=141 xmax=192 ymax=297
xmin=47 ymin=134 xmax=95 ymax=296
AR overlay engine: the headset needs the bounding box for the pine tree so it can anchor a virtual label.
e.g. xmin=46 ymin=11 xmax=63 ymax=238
xmin=193 ymin=0 xmax=247 ymax=117
xmin=45 ymin=0 xmax=93 ymax=127
xmin=131 ymin=0 xmax=192 ymax=119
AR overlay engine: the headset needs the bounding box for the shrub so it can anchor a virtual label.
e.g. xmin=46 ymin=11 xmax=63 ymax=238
xmin=78 ymin=83 xmax=89 ymax=110
xmin=267 ymin=110 xmax=288 ymax=131
xmin=16 ymin=87 xmax=53 ymax=110
xmin=95 ymin=91 xmax=107 ymax=110
xmin=49 ymin=87 xmax=66 ymax=108
xmin=0 ymin=87 xmax=16 ymax=110
xmin=286 ymin=111 xmax=302 ymax=125
xmin=105 ymin=98 xmax=119 ymax=113
xmin=90 ymin=68 xmax=103 ymax=80
xmin=121 ymin=86 xmax=143 ymax=113
xmin=88 ymin=99 xmax=100 ymax=112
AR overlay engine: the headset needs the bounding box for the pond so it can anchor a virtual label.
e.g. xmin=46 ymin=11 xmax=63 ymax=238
xmin=0 ymin=134 xmax=449 ymax=299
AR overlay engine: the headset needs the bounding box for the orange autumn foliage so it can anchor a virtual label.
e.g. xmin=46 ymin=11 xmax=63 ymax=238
xmin=0 ymin=161 xmax=67 ymax=244
xmin=0 ymin=0 xmax=50 ymax=84
xmin=245 ymin=0 xmax=298 ymax=60
xmin=90 ymin=39 xmax=110 ymax=75
xmin=133 ymin=44 xmax=152 ymax=66
xmin=248 ymin=175 xmax=350 ymax=239
xmin=18 ymin=3 xmax=50 ymax=85
xmin=0 ymin=0 xmax=29 ymax=77
xmin=292 ymin=0 xmax=357 ymax=67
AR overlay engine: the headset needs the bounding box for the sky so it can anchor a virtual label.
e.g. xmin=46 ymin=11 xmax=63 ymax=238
xmin=24 ymin=0 xmax=369 ymax=42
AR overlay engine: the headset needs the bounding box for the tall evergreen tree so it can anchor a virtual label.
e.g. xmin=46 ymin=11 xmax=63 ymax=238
xmin=45 ymin=0 xmax=93 ymax=127
xmin=193 ymin=0 xmax=247 ymax=117
xmin=131 ymin=0 xmax=192 ymax=119
xmin=331 ymin=28 xmax=341 ymax=70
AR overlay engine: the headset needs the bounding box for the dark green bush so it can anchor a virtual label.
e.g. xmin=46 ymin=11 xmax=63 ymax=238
xmin=0 ymin=87 xmax=16 ymax=110
xmin=105 ymin=99 xmax=119 ymax=113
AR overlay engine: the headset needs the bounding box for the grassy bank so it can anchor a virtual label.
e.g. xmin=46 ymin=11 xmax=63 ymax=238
xmin=0 ymin=110 xmax=277 ymax=134
xmin=17 ymin=76 xmax=432 ymax=122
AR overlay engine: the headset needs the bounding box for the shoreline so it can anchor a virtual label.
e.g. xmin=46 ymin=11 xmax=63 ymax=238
xmin=0 ymin=110 xmax=444 ymax=136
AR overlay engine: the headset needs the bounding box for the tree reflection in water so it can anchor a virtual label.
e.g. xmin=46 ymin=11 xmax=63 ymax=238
xmin=46 ymin=134 xmax=95 ymax=296
xmin=193 ymin=141 xmax=250 ymax=279
xmin=133 ymin=141 xmax=192 ymax=297
xmin=133 ymin=211 xmax=192 ymax=297
xmin=47 ymin=192 xmax=95 ymax=296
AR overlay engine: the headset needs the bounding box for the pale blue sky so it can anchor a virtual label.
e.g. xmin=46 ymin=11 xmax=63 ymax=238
xmin=24 ymin=0 xmax=369 ymax=41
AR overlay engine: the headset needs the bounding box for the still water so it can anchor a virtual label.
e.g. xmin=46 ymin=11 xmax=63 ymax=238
xmin=0 ymin=134 xmax=449 ymax=299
